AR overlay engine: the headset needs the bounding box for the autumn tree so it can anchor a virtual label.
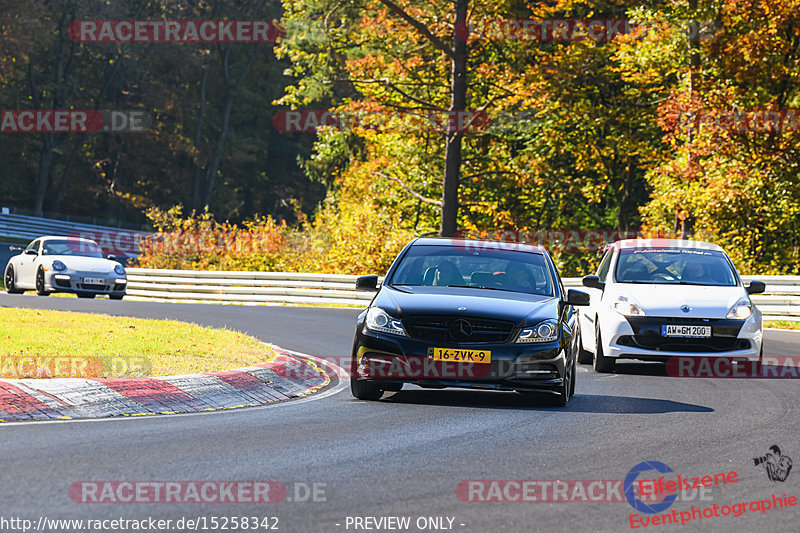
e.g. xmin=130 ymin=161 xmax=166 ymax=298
xmin=629 ymin=0 xmax=800 ymax=273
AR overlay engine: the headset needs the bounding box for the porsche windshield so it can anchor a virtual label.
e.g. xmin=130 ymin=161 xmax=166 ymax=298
xmin=41 ymin=239 xmax=104 ymax=258
xmin=391 ymin=245 xmax=556 ymax=297
xmin=614 ymin=248 xmax=738 ymax=286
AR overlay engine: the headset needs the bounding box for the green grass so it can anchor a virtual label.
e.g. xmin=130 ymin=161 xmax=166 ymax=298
xmin=764 ymin=320 xmax=800 ymax=330
xmin=0 ymin=307 xmax=276 ymax=378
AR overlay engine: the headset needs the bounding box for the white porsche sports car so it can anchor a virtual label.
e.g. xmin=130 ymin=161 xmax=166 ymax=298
xmin=577 ymin=239 xmax=764 ymax=372
xmin=4 ymin=236 xmax=127 ymax=299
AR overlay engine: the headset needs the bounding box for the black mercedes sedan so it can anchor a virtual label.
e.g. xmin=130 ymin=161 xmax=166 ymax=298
xmin=351 ymin=237 xmax=590 ymax=405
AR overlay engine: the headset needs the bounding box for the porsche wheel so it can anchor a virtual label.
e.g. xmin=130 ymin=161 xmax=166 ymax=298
xmin=35 ymin=268 xmax=50 ymax=296
xmin=4 ymin=265 xmax=24 ymax=294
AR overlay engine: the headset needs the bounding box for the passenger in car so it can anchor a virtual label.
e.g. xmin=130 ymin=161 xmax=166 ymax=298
xmin=682 ymin=262 xmax=707 ymax=282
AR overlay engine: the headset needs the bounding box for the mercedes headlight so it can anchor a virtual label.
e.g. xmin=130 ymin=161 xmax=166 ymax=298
xmin=52 ymin=260 xmax=66 ymax=271
xmin=114 ymin=263 xmax=126 ymax=276
xmin=365 ymin=307 xmax=406 ymax=336
xmin=613 ymin=296 xmax=645 ymax=316
xmin=726 ymin=297 xmax=752 ymax=320
xmin=516 ymin=319 xmax=559 ymax=343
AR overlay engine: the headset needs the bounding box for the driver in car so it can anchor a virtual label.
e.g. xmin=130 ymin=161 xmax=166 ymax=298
xmin=432 ymin=261 xmax=463 ymax=286
xmin=504 ymin=262 xmax=534 ymax=292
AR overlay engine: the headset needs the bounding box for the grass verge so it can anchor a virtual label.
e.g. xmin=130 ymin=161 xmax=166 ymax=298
xmin=0 ymin=307 xmax=276 ymax=378
xmin=764 ymin=320 xmax=800 ymax=330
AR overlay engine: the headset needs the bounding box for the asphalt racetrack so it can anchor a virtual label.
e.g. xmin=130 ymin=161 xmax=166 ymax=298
xmin=1 ymin=293 xmax=799 ymax=533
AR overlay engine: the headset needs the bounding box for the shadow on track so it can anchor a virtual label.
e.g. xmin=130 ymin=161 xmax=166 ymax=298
xmin=377 ymin=389 xmax=713 ymax=414
xmin=593 ymin=361 xmax=670 ymax=377
xmin=595 ymin=360 xmax=800 ymax=379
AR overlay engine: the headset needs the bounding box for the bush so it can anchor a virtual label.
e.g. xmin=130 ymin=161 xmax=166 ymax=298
xmin=134 ymin=204 xmax=416 ymax=275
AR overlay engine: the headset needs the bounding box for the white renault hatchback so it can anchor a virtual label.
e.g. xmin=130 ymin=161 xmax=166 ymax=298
xmin=577 ymin=239 xmax=764 ymax=372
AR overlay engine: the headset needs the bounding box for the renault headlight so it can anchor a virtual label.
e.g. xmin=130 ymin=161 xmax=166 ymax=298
xmin=516 ymin=319 xmax=559 ymax=343
xmin=365 ymin=307 xmax=406 ymax=336
xmin=613 ymin=296 xmax=645 ymax=316
xmin=726 ymin=297 xmax=752 ymax=320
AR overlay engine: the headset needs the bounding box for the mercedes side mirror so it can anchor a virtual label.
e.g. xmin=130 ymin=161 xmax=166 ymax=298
xmin=356 ymin=275 xmax=379 ymax=291
xmin=567 ymin=289 xmax=591 ymax=306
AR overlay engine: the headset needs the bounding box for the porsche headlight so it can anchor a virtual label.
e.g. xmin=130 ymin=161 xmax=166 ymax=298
xmin=52 ymin=260 xmax=67 ymax=271
xmin=726 ymin=297 xmax=752 ymax=320
xmin=114 ymin=263 xmax=126 ymax=276
xmin=613 ymin=296 xmax=645 ymax=316
xmin=365 ymin=307 xmax=406 ymax=336
xmin=516 ymin=319 xmax=559 ymax=343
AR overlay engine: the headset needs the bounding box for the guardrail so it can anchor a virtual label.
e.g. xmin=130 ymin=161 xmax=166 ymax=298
xmin=0 ymin=213 xmax=150 ymax=258
xmin=126 ymin=268 xmax=378 ymax=306
xmin=126 ymin=268 xmax=800 ymax=319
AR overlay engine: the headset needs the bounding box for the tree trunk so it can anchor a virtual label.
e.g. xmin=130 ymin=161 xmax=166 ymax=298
xmin=33 ymin=134 xmax=55 ymax=217
xmin=439 ymin=0 xmax=468 ymax=237
xmin=50 ymin=138 xmax=82 ymax=211
xmin=192 ymin=53 xmax=212 ymax=211
xmin=201 ymin=46 xmax=259 ymax=210
xmin=681 ymin=0 xmax=701 ymax=239
xmin=202 ymin=87 xmax=235 ymax=209
xmin=30 ymin=7 xmax=77 ymax=217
